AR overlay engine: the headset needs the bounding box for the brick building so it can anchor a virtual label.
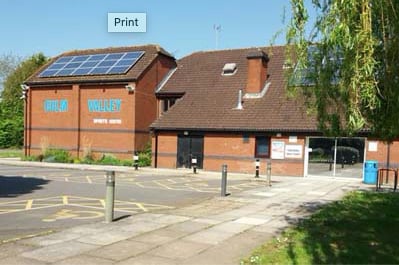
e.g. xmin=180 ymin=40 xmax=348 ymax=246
xmin=150 ymin=46 xmax=396 ymax=177
xmin=23 ymin=44 xmax=176 ymax=159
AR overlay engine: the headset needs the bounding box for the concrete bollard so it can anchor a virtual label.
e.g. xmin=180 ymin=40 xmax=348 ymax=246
xmin=105 ymin=170 xmax=115 ymax=223
xmin=266 ymin=159 xmax=272 ymax=187
xmin=221 ymin=164 xmax=228 ymax=196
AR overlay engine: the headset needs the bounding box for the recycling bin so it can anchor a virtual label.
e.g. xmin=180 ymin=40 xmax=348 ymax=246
xmin=363 ymin=160 xmax=378 ymax=184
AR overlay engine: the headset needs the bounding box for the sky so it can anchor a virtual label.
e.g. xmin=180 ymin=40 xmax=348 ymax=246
xmin=0 ymin=0 xmax=292 ymax=59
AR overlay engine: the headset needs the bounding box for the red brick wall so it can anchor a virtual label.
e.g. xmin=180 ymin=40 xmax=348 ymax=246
xmin=152 ymin=132 xmax=177 ymax=168
xmin=365 ymin=139 xmax=399 ymax=166
xmin=154 ymin=132 xmax=305 ymax=176
xmin=135 ymin=55 xmax=175 ymax=151
xmin=25 ymin=54 xmax=175 ymax=159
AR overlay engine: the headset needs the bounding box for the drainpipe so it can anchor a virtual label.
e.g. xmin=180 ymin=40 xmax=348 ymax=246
xmin=154 ymin=131 xmax=158 ymax=168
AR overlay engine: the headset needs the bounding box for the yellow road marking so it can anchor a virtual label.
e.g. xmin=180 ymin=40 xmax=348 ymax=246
xmin=25 ymin=200 xmax=33 ymax=210
xmin=86 ymin=176 xmax=92 ymax=184
xmin=100 ymin=199 xmax=105 ymax=207
xmin=62 ymin=196 xmax=68 ymax=205
xmin=135 ymin=203 xmax=148 ymax=212
xmin=65 ymin=177 xmax=69 ymax=182
xmin=153 ymin=180 xmax=172 ymax=190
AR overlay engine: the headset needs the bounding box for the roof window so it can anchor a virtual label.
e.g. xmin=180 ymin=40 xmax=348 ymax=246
xmin=222 ymin=63 xmax=237 ymax=76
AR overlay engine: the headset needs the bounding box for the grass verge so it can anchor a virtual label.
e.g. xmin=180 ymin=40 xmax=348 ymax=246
xmin=242 ymin=191 xmax=399 ymax=264
xmin=0 ymin=149 xmax=22 ymax=158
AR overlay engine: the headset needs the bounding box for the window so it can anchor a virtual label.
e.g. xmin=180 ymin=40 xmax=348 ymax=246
xmin=243 ymin=134 xmax=249 ymax=143
xmin=255 ymin=136 xmax=270 ymax=158
xmin=221 ymin=63 xmax=237 ymax=76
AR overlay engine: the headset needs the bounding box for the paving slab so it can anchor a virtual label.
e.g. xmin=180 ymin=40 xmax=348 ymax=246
xmin=210 ymin=221 xmax=253 ymax=234
xmin=184 ymin=230 xmax=274 ymax=265
xmin=0 ymin=256 xmax=47 ymax=265
xmin=147 ymin=239 xmax=211 ymax=260
xmin=55 ymin=254 xmax=114 ymax=265
xmin=24 ymin=231 xmax=82 ymax=247
xmin=88 ymin=240 xmax=154 ymax=261
xmin=183 ymin=228 xmax=236 ymax=245
xmin=166 ymin=220 xmax=211 ymax=234
xmin=0 ymin=242 xmax=37 ymax=259
xmin=233 ymin=216 xmax=271 ymax=225
xmin=115 ymin=253 xmax=176 ymax=265
xmin=21 ymin=240 xmax=97 ymax=263
xmin=77 ymin=229 xmax=138 ymax=246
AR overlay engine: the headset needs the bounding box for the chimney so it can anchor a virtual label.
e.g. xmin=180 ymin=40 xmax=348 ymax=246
xmin=245 ymin=50 xmax=269 ymax=94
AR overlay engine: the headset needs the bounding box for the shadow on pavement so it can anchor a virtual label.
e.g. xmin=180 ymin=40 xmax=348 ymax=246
xmin=0 ymin=175 xmax=50 ymax=197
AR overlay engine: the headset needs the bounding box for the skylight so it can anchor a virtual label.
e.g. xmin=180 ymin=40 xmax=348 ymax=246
xmin=222 ymin=63 xmax=237 ymax=76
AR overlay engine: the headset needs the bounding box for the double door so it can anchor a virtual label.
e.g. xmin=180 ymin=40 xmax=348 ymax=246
xmin=177 ymin=135 xmax=204 ymax=169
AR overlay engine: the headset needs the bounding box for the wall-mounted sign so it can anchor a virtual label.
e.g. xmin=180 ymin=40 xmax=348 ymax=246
xmin=285 ymin=144 xmax=303 ymax=159
xmin=368 ymin=141 xmax=378 ymax=152
xmin=44 ymin=99 xmax=68 ymax=112
xmin=93 ymin=118 xmax=122 ymax=124
xmin=271 ymin=141 xmax=285 ymax=159
xmin=88 ymin=99 xmax=121 ymax=112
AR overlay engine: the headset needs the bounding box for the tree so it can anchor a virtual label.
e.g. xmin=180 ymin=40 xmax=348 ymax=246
xmin=286 ymin=0 xmax=399 ymax=140
xmin=0 ymin=53 xmax=21 ymax=95
xmin=1 ymin=53 xmax=48 ymax=116
xmin=0 ymin=53 xmax=48 ymax=148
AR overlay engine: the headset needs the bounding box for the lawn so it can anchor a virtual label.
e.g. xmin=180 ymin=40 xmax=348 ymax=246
xmin=0 ymin=149 xmax=22 ymax=158
xmin=242 ymin=191 xmax=399 ymax=264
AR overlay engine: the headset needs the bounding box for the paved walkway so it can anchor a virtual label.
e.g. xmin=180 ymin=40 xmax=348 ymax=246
xmin=0 ymin=160 xmax=372 ymax=264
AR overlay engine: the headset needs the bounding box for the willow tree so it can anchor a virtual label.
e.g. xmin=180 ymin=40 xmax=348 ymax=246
xmin=286 ymin=0 xmax=399 ymax=140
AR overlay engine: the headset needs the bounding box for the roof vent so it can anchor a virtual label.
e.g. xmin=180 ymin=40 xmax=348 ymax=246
xmin=222 ymin=63 xmax=237 ymax=76
xmin=235 ymin=89 xmax=243 ymax=110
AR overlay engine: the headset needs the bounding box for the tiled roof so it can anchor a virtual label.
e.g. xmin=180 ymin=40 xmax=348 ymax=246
xmin=25 ymin=44 xmax=174 ymax=85
xmin=151 ymin=46 xmax=318 ymax=133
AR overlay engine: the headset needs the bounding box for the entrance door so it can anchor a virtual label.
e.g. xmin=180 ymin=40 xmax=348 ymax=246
xmin=177 ymin=135 xmax=204 ymax=169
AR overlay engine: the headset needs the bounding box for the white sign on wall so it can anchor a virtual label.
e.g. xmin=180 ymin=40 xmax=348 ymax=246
xmin=285 ymin=144 xmax=303 ymax=159
xmin=289 ymin=136 xmax=298 ymax=143
xmin=271 ymin=141 xmax=285 ymax=159
xmin=368 ymin=141 xmax=378 ymax=152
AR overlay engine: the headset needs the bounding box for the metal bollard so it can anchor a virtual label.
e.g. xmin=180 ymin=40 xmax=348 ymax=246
xmin=192 ymin=157 xmax=197 ymax=174
xmin=221 ymin=164 xmax=228 ymax=196
xmin=133 ymin=153 xmax=139 ymax=170
xmin=266 ymin=159 xmax=272 ymax=187
xmin=105 ymin=170 xmax=115 ymax=223
xmin=255 ymin=159 xmax=260 ymax=178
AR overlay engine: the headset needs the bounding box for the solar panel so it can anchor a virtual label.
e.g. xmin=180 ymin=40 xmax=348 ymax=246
xmin=39 ymin=51 xmax=145 ymax=77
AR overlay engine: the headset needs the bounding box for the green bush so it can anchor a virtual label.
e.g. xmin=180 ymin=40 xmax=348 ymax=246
xmin=98 ymin=154 xmax=121 ymax=166
xmin=138 ymin=142 xmax=152 ymax=167
xmin=43 ymin=148 xmax=73 ymax=163
xmin=0 ymin=118 xmax=23 ymax=148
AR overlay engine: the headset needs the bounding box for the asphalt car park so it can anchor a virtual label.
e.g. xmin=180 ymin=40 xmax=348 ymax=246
xmin=0 ymin=164 xmax=263 ymax=243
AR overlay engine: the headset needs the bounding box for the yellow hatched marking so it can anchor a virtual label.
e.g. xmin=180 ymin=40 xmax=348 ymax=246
xmin=153 ymin=180 xmax=172 ymax=190
xmin=62 ymin=196 xmax=68 ymax=205
xmin=135 ymin=203 xmax=148 ymax=212
xmin=65 ymin=177 xmax=69 ymax=182
xmin=25 ymin=200 xmax=33 ymax=210
xmin=86 ymin=176 xmax=92 ymax=184
xmin=100 ymin=199 xmax=105 ymax=207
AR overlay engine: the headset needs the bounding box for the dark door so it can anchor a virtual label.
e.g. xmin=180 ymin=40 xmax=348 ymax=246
xmin=177 ymin=135 xmax=204 ymax=168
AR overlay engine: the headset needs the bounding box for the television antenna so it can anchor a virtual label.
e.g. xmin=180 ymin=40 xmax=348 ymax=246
xmin=214 ymin=24 xmax=221 ymax=49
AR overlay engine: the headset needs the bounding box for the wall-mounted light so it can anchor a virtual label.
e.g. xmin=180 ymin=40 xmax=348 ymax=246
xmin=125 ymin=83 xmax=136 ymax=92
xmin=20 ymin=84 xmax=30 ymax=100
